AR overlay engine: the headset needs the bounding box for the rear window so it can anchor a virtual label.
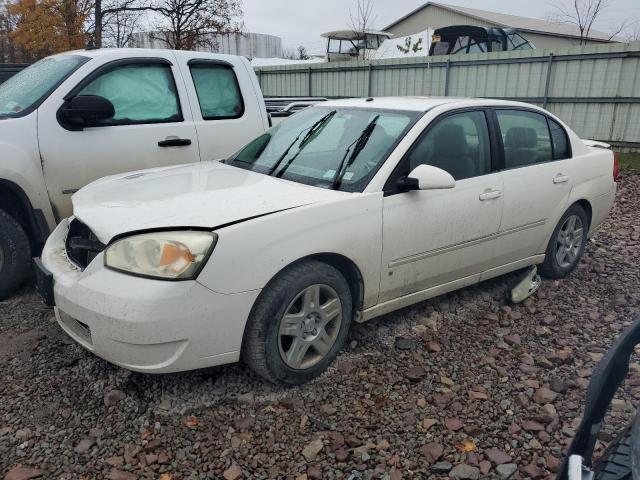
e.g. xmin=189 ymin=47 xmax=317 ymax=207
xmin=496 ymin=110 xmax=553 ymax=169
xmin=189 ymin=62 xmax=244 ymax=120
xmin=548 ymin=118 xmax=571 ymax=160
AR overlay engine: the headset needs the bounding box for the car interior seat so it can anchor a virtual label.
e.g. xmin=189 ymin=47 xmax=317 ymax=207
xmin=504 ymin=127 xmax=538 ymax=167
xmin=427 ymin=124 xmax=476 ymax=180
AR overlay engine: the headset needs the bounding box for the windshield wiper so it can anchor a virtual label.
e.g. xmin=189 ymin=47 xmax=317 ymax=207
xmin=332 ymin=115 xmax=380 ymax=190
xmin=268 ymin=110 xmax=337 ymax=176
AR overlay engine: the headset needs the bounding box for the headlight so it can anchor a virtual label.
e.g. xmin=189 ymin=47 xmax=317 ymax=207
xmin=104 ymin=231 xmax=217 ymax=280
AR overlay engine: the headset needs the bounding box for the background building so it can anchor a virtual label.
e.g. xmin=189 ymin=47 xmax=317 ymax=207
xmin=132 ymin=32 xmax=283 ymax=59
xmin=384 ymin=2 xmax=617 ymax=49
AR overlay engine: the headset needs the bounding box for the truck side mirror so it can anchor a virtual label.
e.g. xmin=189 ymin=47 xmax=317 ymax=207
xmin=58 ymin=95 xmax=115 ymax=130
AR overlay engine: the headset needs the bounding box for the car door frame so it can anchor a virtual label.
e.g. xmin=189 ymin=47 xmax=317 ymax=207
xmin=488 ymin=105 xmax=577 ymax=267
xmin=365 ymin=106 xmax=506 ymax=318
xmin=381 ymin=106 xmax=504 ymax=193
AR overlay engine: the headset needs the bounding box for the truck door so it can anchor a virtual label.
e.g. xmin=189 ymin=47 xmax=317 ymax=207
xmin=37 ymin=50 xmax=200 ymax=219
xmin=173 ymin=52 xmax=268 ymax=163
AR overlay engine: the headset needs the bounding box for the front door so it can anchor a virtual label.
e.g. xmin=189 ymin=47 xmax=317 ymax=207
xmin=38 ymin=51 xmax=200 ymax=219
xmin=380 ymin=110 xmax=504 ymax=302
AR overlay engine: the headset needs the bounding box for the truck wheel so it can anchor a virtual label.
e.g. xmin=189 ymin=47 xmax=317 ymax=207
xmin=0 ymin=208 xmax=32 ymax=300
xmin=242 ymin=260 xmax=352 ymax=385
xmin=540 ymin=204 xmax=589 ymax=279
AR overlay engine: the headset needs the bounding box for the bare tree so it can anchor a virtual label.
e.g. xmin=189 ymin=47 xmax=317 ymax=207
xmin=348 ymin=0 xmax=375 ymax=59
xmin=623 ymin=18 xmax=640 ymax=42
xmin=149 ymin=0 xmax=242 ymax=51
xmin=101 ymin=0 xmax=143 ymax=47
xmin=549 ymin=0 xmax=613 ymax=45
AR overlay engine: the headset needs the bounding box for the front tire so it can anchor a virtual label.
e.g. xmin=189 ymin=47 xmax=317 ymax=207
xmin=242 ymin=260 xmax=353 ymax=385
xmin=0 ymin=208 xmax=32 ymax=300
xmin=540 ymin=204 xmax=589 ymax=279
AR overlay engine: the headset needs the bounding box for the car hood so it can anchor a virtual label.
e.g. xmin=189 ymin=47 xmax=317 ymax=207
xmin=72 ymin=161 xmax=346 ymax=242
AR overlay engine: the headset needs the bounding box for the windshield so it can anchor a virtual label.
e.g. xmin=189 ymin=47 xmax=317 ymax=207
xmin=0 ymin=54 xmax=88 ymax=118
xmin=227 ymin=107 xmax=420 ymax=192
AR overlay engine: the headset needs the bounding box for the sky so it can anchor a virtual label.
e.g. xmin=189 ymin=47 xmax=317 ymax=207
xmin=241 ymin=0 xmax=640 ymax=55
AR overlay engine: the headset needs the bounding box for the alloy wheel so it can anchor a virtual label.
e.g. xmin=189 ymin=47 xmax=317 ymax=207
xmin=555 ymin=214 xmax=584 ymax=269
xmin=278 ymin=284 xmax=343 ymax=370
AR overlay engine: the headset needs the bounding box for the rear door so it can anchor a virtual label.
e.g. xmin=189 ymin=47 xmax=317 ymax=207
xmin=175 ymin=52 xmax=268 ymax=162
xmin=38 ymin=51 xmax=200 ymax=219
xmin=491 ymin=108 xmax=575 ymax=266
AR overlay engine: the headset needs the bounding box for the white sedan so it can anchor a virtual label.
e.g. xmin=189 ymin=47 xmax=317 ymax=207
xmin=37 ymin=97 xmax=617 ymax=385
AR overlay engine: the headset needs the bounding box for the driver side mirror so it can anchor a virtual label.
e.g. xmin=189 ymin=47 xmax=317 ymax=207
xmin=398 ymin=164 xmax=456 ymax=192
xmin=58 ymin=95 xmax=115 ymax=130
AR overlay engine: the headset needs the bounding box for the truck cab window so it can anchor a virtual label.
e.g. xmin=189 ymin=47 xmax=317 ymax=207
xmin=189 ymin=63 xmax=244 ymax=120
xmin=78 ymin=63 xmax=182 ymax=125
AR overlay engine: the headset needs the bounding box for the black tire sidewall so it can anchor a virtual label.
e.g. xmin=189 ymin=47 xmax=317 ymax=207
xmin=541 ymin=205 xmax=589 ymax=279
xmin=251 ymin=262 xmax=352 ymax=385
xmin=0 ymin=209 xmax=31 ymax=299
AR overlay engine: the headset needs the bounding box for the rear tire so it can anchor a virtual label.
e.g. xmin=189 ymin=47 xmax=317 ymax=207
xmin=242 ymin=260 xmax=352 ymax=385
xmin=0 ymin=208 xmax=32 ymax=300
xmin=540 ymin=204 xmax=589 ymax=279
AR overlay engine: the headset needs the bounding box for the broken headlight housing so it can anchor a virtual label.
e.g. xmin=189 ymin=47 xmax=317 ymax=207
xmin=104 ymin=231 xmax=217 ymax=280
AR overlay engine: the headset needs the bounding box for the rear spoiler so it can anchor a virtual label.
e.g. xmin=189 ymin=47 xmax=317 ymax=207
xmin=582 ymin=139 xmax=611 ymax=149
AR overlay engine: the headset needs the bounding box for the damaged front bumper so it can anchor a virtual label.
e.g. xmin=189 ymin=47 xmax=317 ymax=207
xmin=40 ymin=219 xmax=261 ymax=373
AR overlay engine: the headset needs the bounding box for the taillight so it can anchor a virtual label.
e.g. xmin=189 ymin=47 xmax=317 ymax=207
xmin=613 ymin=151 xmax=620 ymax=181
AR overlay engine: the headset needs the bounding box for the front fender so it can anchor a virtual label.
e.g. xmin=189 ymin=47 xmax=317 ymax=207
xmin=198 ymin=193 xmax=383 ymax=309
xmin=0 ymin=114 xmax=56 ymax=229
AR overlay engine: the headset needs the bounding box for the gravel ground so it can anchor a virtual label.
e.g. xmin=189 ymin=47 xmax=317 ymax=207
xmin=1 ymin=173 xmax=639 ymax=480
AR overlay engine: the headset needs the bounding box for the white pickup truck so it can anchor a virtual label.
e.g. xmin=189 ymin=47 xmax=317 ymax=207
xmin=0 ymin=48 xmax=273 ymax=299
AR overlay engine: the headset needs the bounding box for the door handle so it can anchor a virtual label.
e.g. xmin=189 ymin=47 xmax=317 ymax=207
xmin=479 ymin=189 xmax=502 ymax=201
xmin=158 ymin=137 xmax=192 ymax=147
xmin=554 ymin=174 xmax=570 ymax=184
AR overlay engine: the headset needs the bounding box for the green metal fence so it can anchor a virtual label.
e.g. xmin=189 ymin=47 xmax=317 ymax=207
xmin=255 ymin=42 xmax=640 ymax=148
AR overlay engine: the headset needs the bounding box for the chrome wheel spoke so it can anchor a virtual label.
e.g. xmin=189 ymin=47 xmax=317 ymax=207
xmin=279 ymin=313 xmax=304 ymax=336
xmin=312 ymin=330 xmax=334 ymax=356
xmin=286 ymin=337 xmax=310 ymax=369
xmin=302 ymin=285 xmax=321 ymax=313
xmin=556 ymin=245 xmax=567 ymax=265
xmin=320 ymin=298 xmax=341 ymax=326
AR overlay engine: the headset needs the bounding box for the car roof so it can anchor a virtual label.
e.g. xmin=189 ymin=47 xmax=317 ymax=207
xmin=320 ymin=96 xmax=537 ymax=112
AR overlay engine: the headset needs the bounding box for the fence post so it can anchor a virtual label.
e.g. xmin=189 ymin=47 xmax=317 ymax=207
xmin=308 ymin=67 xmax=313 ymax=97
xmin=543 ymin=53 xmax=554 ymax=108
xmin=444 ymin=59 xmax=451 ymax=96
xmin=367 ymin=63 xmax=373 ymax=97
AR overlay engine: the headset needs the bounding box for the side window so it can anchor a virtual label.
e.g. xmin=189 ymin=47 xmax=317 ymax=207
xmin=548 ymin=118 xmax=571 ymax=160
xmin=78 ymin=63 xmax=182 ymax=125
xmin=407 ymin=111 xmax=492 ymax=181
xmin=467 ymin=36 xmax=487 ymax=53
xmin=189 ymin=63 xmax=244 ymax=120
xmin=496 ymin=110 xmax=552 ymax=168
xmin=451 ymin=36 xmax=470 ymax=54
